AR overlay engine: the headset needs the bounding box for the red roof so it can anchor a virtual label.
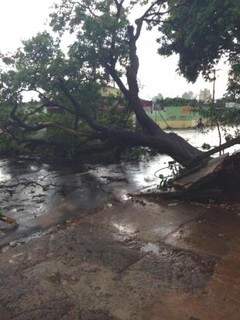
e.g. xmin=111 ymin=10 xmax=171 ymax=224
xmin=141 ymin=99 xmax=153 ymax=108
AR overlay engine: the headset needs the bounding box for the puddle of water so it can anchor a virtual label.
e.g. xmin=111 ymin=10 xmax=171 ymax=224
xmin=112 ymin=222 xmax=136 ymax=235
xmin=125 ymin=127 xmax=240 ymax=189
xmin=141 ymin=243 xmax=160 ymax=255
xmin=0 ymin=127 xmax=238 ymax=243
xmin=0 ymin=159 xmax=12 ymax=182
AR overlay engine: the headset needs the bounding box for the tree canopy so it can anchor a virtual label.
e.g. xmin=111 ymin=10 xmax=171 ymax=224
xmin=0 ymin=0 xmax=239 ymax=166
xmin=158 ymin=0 xmax=240 ymax=83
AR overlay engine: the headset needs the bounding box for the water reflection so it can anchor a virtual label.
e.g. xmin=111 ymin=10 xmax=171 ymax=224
xmin=0 ymin=159 xmax=12 ymax=182
xmin=141 ymin=243 xmax=160 ymax=255
xmin=126 ymin=127 xmax=240 ymax=189
xmin=0 ymin=126 xmax=239 ymax=242
xmin=112 ymin=222 xmax=135 ymax=235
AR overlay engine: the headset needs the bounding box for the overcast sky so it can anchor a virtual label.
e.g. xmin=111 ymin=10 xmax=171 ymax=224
xmin=0 ymin=0 xmax=229 ymax=100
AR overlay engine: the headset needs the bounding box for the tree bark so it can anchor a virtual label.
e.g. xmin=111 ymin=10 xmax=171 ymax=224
xmin=105 ymin=23 xmax=204 ymax=168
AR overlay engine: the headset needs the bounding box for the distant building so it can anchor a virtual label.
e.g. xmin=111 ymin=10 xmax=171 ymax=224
xmin=141 ymin=99 xmax=153 ymax=112
xmin=199 ymin=88 xmax=212 ymax=103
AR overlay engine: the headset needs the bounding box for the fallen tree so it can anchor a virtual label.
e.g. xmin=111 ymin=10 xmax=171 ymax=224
xmin=0 ymin=0 xmax=240 ymax=197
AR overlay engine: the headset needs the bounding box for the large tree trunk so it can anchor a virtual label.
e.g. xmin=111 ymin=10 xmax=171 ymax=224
xmin=105 ymin=25 xmax=204 ymax=168
xmin=102 ymin=127 xmax=203 ymax=167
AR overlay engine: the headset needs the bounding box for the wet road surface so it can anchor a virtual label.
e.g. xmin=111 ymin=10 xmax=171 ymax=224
xmin=1 ymin=198 xmax=240 ymax=319
xmin=1 ymin=147 xmax=240 ymax=319
xmin=0 ymin=177 xmax=240 ymax=318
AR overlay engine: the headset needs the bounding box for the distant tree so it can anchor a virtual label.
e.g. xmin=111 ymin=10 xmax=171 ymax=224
xmin=160 ymin=97 xmax=198 ymax=107
xmin=153 ymin=93 xmax=164 ymax=109
xmin=182 ymin=91 xmax=195 ymax=100
xmin=153 ymin=93 xmax=164 ymax=101
xmin=228 ymin=55 xmax=240 ymax=100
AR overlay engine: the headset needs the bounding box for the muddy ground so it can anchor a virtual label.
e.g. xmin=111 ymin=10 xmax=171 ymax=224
xmin=1 ymin=157 xmax=240 ymax=319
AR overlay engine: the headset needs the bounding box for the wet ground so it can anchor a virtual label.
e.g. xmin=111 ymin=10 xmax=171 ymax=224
xmin=2 ymin=195 xmax=240 ymax=319
xmin=1 ymin=128 xmax=240 ymax=319
xmin=0 ymin=156 xmax=162 ymax=247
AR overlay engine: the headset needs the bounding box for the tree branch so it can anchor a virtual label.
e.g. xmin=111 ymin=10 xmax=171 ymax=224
xmin=192 ymin=136 xmax=240 ymax=165
xmin=57 ymin=78 xmax=109 ymax=133
xmin=10 ymin=104 xmax=49 ymax=131
xmin=134 ymin=0 xmax=166 ymax=41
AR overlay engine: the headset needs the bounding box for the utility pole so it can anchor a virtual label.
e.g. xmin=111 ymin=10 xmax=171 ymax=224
xmin=212 ymin=69 xmax=216 ymax=106
xmin=211 ymin=68 xmax=222 ymax=154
